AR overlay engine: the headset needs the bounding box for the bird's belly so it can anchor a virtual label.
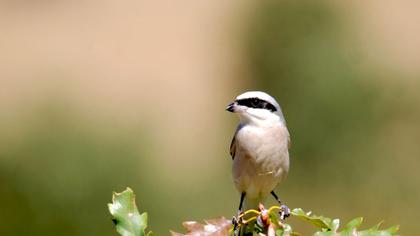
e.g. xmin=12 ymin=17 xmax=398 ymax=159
xmin=232 ymin=125 xmax=290 ymax=201
xmin=233 ymin=154 xmax=288 ymax=200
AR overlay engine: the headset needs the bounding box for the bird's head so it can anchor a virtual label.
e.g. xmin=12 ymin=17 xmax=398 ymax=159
xmin=226 ymin=91 xmax=285 ymax=125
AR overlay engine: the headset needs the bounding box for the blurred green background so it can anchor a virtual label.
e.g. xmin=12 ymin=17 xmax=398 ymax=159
xmin=1 ymin=0 xmax=419 ymax=235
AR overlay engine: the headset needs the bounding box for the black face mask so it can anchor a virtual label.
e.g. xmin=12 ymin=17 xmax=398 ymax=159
xmin=236 ymin=97 xmax=277 ymax=112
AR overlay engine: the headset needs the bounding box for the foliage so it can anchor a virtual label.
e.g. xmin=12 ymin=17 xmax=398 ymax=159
xmin=109 ymin=188 xmax=398 ymax=236
xmin=290 ymin=208 xmax=399 ymax=236
xmin=108 ymin=188 xmax=152 ymax=236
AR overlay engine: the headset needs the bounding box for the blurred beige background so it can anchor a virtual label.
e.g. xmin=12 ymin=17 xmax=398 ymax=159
xmin=0 ymin=0 xmax=419 ymax=235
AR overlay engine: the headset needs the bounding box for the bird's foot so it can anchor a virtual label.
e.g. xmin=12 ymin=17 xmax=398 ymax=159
xmin=279 ymin=204 xmax=291 ymax=221
xmin=232 ymin=210 xmax=243 ymax=233
xmin=232 ymin=216 xmax=238 ymax=229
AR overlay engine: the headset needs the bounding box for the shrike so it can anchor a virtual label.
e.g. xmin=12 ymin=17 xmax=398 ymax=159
xmin=226 ymin=91 xmax=291 ymax=224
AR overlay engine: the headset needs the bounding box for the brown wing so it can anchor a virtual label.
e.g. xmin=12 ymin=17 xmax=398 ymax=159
xmin=229 ymin=135 xmax=236 ymax=160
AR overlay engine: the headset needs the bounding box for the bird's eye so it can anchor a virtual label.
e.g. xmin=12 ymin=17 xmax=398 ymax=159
xmin=252 ymin=98 xmax=259 ymax=108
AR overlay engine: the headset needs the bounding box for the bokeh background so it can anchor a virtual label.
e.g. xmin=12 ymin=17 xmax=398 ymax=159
xmin=1 ymin=0 xmax=419 ymax=235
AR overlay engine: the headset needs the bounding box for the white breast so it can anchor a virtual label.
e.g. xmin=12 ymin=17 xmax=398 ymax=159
xmin=232 ymin=122 xmax=290 ymax=207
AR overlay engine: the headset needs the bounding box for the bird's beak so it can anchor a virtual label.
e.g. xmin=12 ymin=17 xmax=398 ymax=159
xmin=226 ymin=102 xmax=236 ymax=112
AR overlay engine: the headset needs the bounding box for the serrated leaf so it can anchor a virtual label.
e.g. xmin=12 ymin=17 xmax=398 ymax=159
xmin=108 ymin=187 xmax=150 ymax=236
xmin=342 ymin=217 xmax=363 ymax=232
xmin=340 ymin=218 xmax=398 ymax=236
xmin=291 ymin=209 xmax=398 ymax=236
xmin=291 ymin=208 xmax=332 ymax=230
xmin=358 ymin=224 xmax=400 ymax=236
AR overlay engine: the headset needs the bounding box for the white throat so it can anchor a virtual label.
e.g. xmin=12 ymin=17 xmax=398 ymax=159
xmin=238 ymin=109 xmax=285 ymax=127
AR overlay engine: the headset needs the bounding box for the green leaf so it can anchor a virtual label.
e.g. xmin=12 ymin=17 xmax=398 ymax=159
xmin=291 ymin=208 xmax=333 ymax=230
xmin=342 ymin=217 xmax=363 ymax=232
xmin=385 ymin=225 xmax=400 ymax=234
xmin=269 ymin=210 xmax=282 ymax=229
xmin=108 ymin=187 xmax=151 ymax=236
xmin=291 ymin=209 xmax=398 ymax=236
xmin=357 ymin=224 xmax=400 ymax=236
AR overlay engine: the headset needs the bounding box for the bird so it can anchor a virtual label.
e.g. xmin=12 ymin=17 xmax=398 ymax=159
xmin=226 ymin=91 xmax=291 ymax=227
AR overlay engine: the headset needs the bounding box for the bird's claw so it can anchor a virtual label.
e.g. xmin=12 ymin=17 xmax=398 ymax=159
xmin=231 ymin=216 xmax=240 ymax=235
xmin=279 ymin=204 xmax=291 ymax=221
xmin=232 ymin=211 xmax=243 ymax=235
xmin=232 ymin=216 xmax=238 ymax=229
